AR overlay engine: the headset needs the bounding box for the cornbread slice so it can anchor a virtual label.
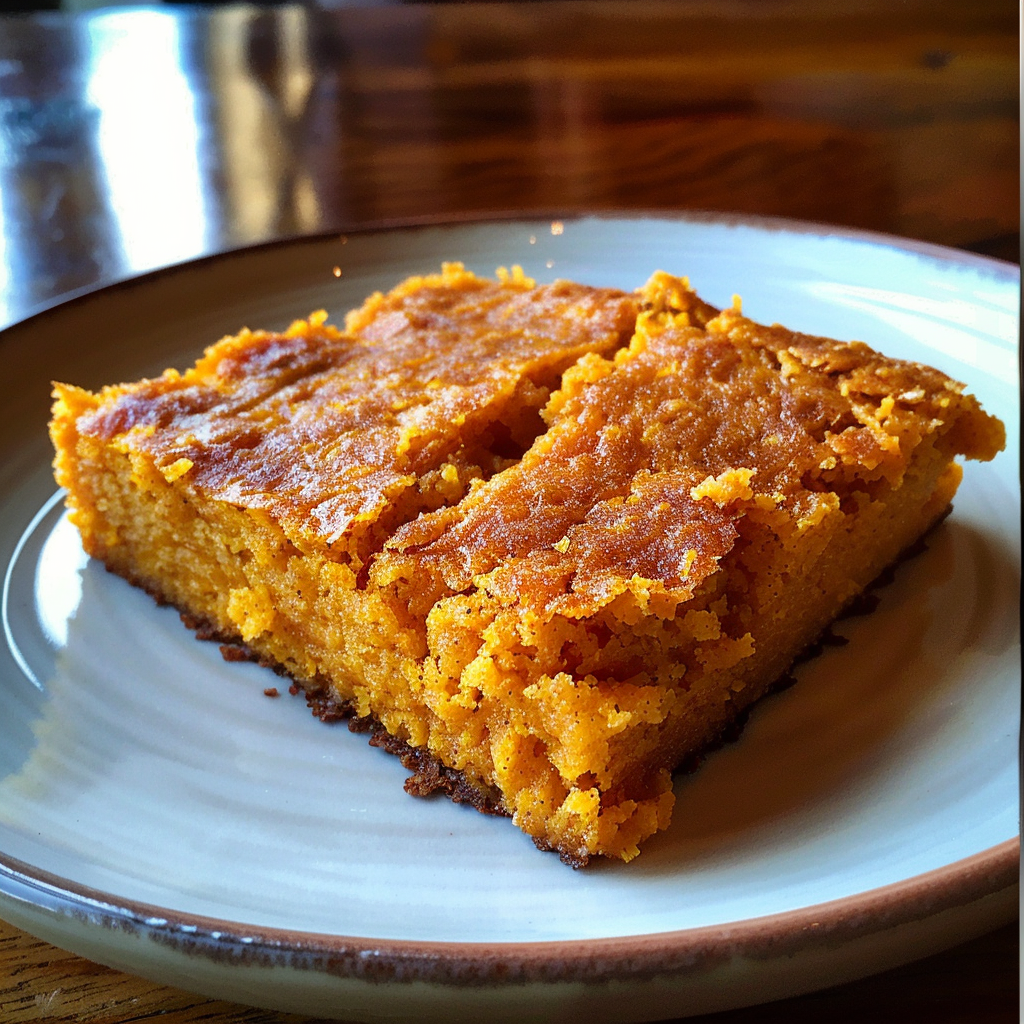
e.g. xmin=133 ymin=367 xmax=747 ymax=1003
xmin=50 ymin=266 xmax=1005 ymax=865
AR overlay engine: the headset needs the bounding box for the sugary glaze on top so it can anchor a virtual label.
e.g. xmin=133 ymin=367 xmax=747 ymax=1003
xmin=380 ymin=274 xmax=1006 ymax=620
xmin=73 ymin=264 xmax=637 ymax=567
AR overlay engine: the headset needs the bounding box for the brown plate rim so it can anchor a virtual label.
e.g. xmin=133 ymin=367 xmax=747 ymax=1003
xmin=0 ymin=208 xmax=1017 ymax=339
xmin=0 ymin=840 xmax=1017 ymax=984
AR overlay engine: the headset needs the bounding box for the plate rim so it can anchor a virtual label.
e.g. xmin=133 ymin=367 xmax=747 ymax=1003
xmin=0 ymin=212 xmax=1019 ymax=988
xmin=0 ymin=840 xmax=1017 ymax=983
xmin=0 ymin=209 xmax=1018 ymax=341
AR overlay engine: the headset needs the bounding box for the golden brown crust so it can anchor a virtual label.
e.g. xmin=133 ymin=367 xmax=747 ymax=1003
xmin=73 ymin=266 xmax=637 ymax=567
xmin=379 ymin=294 xmax=1003 ymax=621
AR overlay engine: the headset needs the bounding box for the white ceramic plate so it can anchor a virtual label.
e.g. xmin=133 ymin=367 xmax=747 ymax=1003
xmin=0 ymin=215 xmax=1018 ymax=1022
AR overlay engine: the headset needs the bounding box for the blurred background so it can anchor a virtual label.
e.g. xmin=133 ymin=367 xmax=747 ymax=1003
xmin=0 ymin=0 xmax=1017 ymax=329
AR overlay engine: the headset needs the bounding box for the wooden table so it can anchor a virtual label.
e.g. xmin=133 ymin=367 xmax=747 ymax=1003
xmin=0 ymin=2 xmax=1018 ymax=1021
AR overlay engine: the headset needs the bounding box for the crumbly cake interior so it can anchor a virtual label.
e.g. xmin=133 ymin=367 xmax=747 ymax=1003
xmin=50 ymin=264 xmax=1005 ymax=864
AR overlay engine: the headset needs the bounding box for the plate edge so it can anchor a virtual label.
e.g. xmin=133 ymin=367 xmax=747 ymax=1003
xmin=0 ymin=211 xmax=1018 ymax=339
xmin=0 ymin=837 xmax=1016 ymax=985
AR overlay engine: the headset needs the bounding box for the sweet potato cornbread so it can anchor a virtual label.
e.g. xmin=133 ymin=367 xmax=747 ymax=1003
xmin=50 ymin=265 xmax=1005 ymax=864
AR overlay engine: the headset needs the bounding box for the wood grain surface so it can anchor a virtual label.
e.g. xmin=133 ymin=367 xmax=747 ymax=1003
xmin=0 ymin=0 xmax=1016 ymax=326
xmin=0 ymin=1 xmax=1017 ymax=1020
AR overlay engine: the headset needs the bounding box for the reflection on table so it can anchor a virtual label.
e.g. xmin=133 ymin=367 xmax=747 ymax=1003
xmin=0 ymin=1 xmax=1017 ymax=328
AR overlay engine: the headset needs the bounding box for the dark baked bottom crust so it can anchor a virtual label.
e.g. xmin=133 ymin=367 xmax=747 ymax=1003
xmin=103 ymin=511 xmax=944 ymax=869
